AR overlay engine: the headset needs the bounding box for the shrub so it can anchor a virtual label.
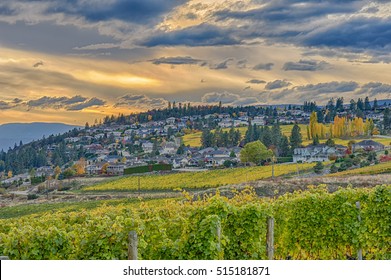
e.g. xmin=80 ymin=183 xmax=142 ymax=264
xmin=27 ymin=194 xmax=38 ymax=200
xmin=313 ymin=162 xmax=324 ymax=174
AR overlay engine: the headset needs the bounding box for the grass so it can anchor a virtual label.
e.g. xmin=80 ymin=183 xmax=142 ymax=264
xmin=82 ymin=163 xmax=315 ymax=192
xmin=327 ymin=160 xmax=391 ymax=177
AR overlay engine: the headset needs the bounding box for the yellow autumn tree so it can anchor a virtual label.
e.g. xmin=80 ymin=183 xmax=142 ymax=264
xmin=309 ymin=111 xmax=317 ymax=140
xmin=54 ymin=166 xmax=61 ymax=179
xmin=364 ymin=118 xmax=375 ymax=136
xmin=101 ymin=163 xmax=109 ymax=174
xmin=74 ymin=158 xmax=86 ymax=175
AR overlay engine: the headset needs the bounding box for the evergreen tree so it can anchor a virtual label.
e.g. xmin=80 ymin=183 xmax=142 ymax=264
xmin=330 ymin=164 xmax=338 ymax=174
xmin=325 ymin=138 xmax=335 ymax=147
xmin=271 ymin=122 xmax=282 ymax=147
xmin=201 ymin=129 xmax=214 ymax=148
xmin=364 ymin=96 xmax=371 ymax=111
xmin=245 ymin=121 xmax=254 ymax=143
xmin=312 ymin=135 xmax=320 ymax=145
xmin=336 ymin=97 xmax=344 ymax=112
xmin=383 ymin=108 xmax=390 ymax=130
xmin=290 ymin=124 xmax=303 ymax=151
xmin=313 ymin=161 xmax=324 ymax=174
xmin=357 ymin=98 xmax=364 ymax=111
xmin=349 ymin=99 xmax=356 ymax=112
xmin=261 ymin=126 xmax=272 ymax=148
xmin=279 ymin=135 xmax=290 ymax=157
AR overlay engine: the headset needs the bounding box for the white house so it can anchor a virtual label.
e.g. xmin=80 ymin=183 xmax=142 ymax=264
xmin=293 ymin=144 xmax=346 ymax=163
xmin=166 ymin=117 xmax=176 ymax=124
xmin=142 ymin=142 xmax=154 ymax=153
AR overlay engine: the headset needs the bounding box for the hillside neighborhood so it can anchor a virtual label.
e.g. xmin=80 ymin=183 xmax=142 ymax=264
xmin=1 ymin=98 xmax=390 ymax=188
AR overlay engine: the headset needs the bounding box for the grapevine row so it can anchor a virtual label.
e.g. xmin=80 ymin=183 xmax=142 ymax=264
xmin=0 ymin=185 xmax=389 ymax=260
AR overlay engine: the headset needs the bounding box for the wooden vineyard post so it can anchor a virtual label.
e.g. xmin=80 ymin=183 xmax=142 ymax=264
xmin=128 ymin=231 xmax=138 ymax=260
xmin=356 ymin=202 xmax=363 ymax=260
xmin=267 ymin=217 xmax=274 ymax=260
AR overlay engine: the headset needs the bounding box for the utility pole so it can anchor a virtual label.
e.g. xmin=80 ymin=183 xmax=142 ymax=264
xmin=272 ymin=155 xmax=276 ymax=179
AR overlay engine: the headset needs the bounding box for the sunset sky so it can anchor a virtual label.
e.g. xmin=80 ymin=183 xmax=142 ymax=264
xmin=1 ymin=0 xmax=391 ymax=125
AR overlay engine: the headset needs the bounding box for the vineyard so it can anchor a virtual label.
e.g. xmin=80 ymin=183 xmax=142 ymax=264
xmin=82 ymin=163 xmax=315 ymax=192
xmin=0 ymin=185 xmax=389 ymax=260
xmin=328 ymin=160 xmax=391 ymax=177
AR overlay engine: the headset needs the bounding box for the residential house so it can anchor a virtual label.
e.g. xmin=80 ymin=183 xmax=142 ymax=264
xmin=166 ymin=117 xmax=176 ymax=124
xmin=86 ymin=162 xmax=106 ymax=175
xmin=218 ymin=119 xmax=233 ymax=128
xmin=352 ymin=140 xmax=385 ymax=152
xmin=36 ymin=166 xmax=54 ymax=177
xmin=293 ymin=144 xmax=346 ymax=163
xmin=65 ymin=137 xmax=80 ymax=143
xmin=106 ymin=163 xmax=125 ymax=175
xmin=252 ymin=116 xmax=265 ymax=126
xmin=142 ymin=142 xmax=154 ymax=153
xmin=160 ymin=142 xmax=178 ymax=155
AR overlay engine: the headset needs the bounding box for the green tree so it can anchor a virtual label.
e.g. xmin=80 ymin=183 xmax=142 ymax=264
xmin=261 ymin=126 xmax=272 ymax=148
xmin=245 ymin=121 xmax=254 ymax=143
xmin=290 ymin=124 xmax=302 ymax=151
xmin=201 ymin=129 xmax=214 ymax=148
xmin=313 ymin=161 xmax=324 ymax=174
xmin=325 ymin=138 xmax=335 ymax=147
xmin=240 ymin=141 xmax=273 ymax=165
xmin=364 ymin=96 xmax=371 ymax=111
xmin=279 ymin=135 xmax=290 ymax=157
xmin=383 ymin=108 xmax=390 ymax=130
xmin=330 ymin=164 xmax=338 ymax=174
xmin=312 ymin=135 xmax=320 ymax=145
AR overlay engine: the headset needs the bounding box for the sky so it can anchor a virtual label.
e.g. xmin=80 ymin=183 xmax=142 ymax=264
xmin=1 ymin=0 xmax=391 ymax=125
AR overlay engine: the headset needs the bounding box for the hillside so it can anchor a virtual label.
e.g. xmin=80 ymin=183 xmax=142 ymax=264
xmin=0 ymin=122 xmax=80 ymax=151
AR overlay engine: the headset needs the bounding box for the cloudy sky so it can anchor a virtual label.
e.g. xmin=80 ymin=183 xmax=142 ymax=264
xmin=1 ymin=0 xmax=391 ymax=124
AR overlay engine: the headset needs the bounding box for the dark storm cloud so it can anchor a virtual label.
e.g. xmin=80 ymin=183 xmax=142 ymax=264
xmin=67 ymin=97 xmax=106 ymax=111
xmin=201 ymin=91 xmax=260 ymax=106
xmin=27 ymin=96 xmax=68 ymax=108
xmin=265 ymin=80 xmax=291 ymax=90
xmin=140 ymin=24 xmax=240 ymax=47
xmin=0 ymin=4 xmax=16 ymax=16
xmin=149 ymin=56 xmax=205 ymax=65
xmin=246 ymin=79 xmax=266 ymax=84
xmin=295 ymin=81 xmax=359 ymax=94
xmin=33 ymin=61 xmax=44 ymax=68
xmin=0 ymin=101 xmax=14 ymax=110
xmin=115 ymin=94 xmax=167 ymax=109
xmin=265 ymin=81 xmax=361 ymax=102
xmin=283 ymin=60 xmax=330 ymax=71
xmin=45 ymin=0 xmax=188 ymax=25
xmin=210 ymin=58 xmax=233 ymax=70
xmin=61 ymin=95 xmax=88 ymax=105
xmin=303 ymin=16 xmax=391 ymax=51
xmin=236 ymin=59 xmax=247 ymax=69
xmin=253 ymin=63 xmax=274 ymax=71
xmin=12 ymin=98 xmax=23 ymax=104
xmin=357 ymin=82 xmax=391 ymax=97
xmin=26 ymin=95 xmax=105 ymax=111
xmin=214 ymin=1 xmax=360 ymax=23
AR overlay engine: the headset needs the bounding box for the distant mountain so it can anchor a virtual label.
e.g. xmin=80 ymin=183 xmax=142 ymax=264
xmin=0 ymin=122 xmax=81 ymax=151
